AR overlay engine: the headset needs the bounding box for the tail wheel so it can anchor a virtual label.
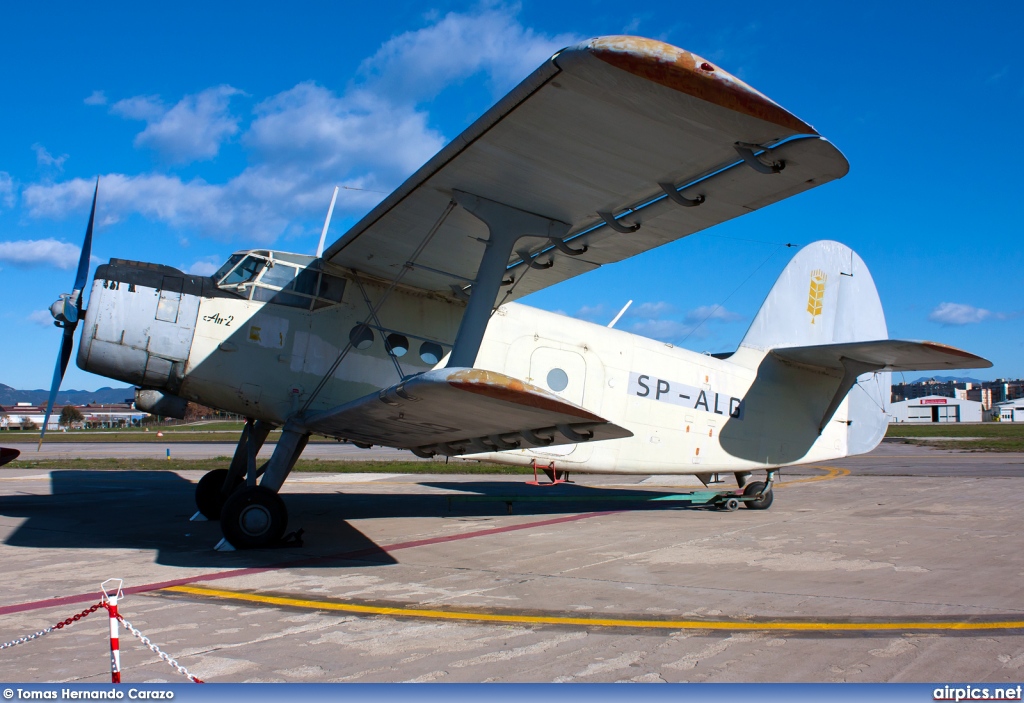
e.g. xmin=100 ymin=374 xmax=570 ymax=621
xmin=195 ymin=468 xmax=241 ymax=520
xmin=743 ymin=481 xmax=774 ymax=510
xmin=220 ymin=485 xmax=288 ymax=549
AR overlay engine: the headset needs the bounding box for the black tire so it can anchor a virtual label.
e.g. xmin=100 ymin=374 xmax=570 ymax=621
xmin=220 ymin=486 xmax=288 ymax=549
xmin=195 ymin=468 xmax=243 ymax=520
xmin=742 ymin=481 xmax=774 ymax=510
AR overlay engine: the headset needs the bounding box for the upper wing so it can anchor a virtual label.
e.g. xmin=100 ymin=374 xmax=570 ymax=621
xmin=324 ymin=35 xmax=849 ymax=303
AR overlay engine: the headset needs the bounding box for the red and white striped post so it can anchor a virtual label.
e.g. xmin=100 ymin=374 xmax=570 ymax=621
xmin=101 ymin=579 xmax=124 ymax=684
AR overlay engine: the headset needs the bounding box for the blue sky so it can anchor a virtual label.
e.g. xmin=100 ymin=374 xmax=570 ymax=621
xmin=1 ymin=1 xmax=1021 ymax=391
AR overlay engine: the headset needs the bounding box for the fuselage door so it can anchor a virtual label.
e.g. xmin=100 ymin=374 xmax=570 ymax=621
xmin=528 ymin=346 xmax=587 ymax=458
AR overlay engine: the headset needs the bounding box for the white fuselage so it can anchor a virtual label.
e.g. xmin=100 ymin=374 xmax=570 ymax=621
xmin=80 ymin=258 xmax=860 ymax=475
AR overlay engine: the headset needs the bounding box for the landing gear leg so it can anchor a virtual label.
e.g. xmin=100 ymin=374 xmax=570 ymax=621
xmin=194 ymin=419 xmax=273 ymax=520
xmin=220 ymin=425 xmax=310 ymax=549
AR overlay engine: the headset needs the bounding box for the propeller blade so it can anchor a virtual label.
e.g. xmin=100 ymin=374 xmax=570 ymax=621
xmin=39 ymin=177 xmax=98 ymax=450
xmin=38 ymin=329 xmax=74 ymax=450
xmin=73 ymin=177 xmax=99 ymax=300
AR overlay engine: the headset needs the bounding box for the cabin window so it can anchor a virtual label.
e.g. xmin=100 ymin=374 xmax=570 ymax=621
xmin=260 ymin=262 xmax=299 ymax=288
xmin=349 ymin=324 xmax=375 ymax=350
xmin=419 ymin=341 xmax=444 ymax=365
xmin=318 ymin=274 xmax=346 ymax=303
xmin=546 ymin=368 xmax=569 ymax=392
xmin=385 ymin=334 xmax=409 ymax=357
xmin=252 ymin=286 xmax=311 ymax=310
xmin=290 ymin=269 xmax=320 ymax=296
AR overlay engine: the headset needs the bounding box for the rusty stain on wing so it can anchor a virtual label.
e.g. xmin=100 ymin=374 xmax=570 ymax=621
xmin=577 ymin=35 xmax=816 ymax=135
xmin=447 ymin=368 xmax=604 ymax=421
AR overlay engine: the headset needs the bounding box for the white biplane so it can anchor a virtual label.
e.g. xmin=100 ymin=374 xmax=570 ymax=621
xmin=40 ymin=36 xmax=989 ymax=548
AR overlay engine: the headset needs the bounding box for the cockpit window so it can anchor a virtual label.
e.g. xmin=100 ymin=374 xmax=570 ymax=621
xmin=212 ymin=254 xmax=244 ymax=283
xmin=220 ymin=255 xmax=266 ymax=286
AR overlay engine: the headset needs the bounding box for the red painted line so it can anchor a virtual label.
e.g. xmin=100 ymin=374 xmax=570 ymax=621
xmin=0 ymin=511 xmax=615 ymax=617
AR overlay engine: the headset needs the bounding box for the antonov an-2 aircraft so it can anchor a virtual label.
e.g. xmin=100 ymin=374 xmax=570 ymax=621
xmin=39 ymin=36 xmax=989 ymax=549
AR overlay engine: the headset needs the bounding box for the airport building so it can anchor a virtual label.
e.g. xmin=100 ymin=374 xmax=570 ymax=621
xmin=0 ymin=403 xmax=147 ymax=430
xmin=889 ymin=395 xmax=984 ymax=423
xmin=994 ymin=400 xmax=1024 ymax=422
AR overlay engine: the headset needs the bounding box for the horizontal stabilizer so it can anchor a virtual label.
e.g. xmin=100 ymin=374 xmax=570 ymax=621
xmin=771 ymin=340 xmax=991 ymax=434
xmin=299 ymin=368 xmax=632 ymax=457
xmin=771 ymin=339 xmax=992 ymax=373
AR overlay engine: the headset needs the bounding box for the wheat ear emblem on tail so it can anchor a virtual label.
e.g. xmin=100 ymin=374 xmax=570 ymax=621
xmin=807 ymin=269 xmax=827 ymax=324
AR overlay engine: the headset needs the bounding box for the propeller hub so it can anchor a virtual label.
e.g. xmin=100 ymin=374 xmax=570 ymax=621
xmin=49 ymin=294 xmax=77 ymax=325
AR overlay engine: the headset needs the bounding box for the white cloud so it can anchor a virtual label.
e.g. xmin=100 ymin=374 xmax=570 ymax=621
xmin=112 ymin=86 xmax=244 ymax=163
xmin=27 ymin=309 xmax=54 ymax=326
xmin=0 ymin=172 xmax=15 ymax=209
xmin=629 ymin=319 xmax=699 ymax=341
xmin=32 ymin=144 xmax=68 ymax=172
xmin=246 ymin=82 xmax=445 ymax=186
xmin=110 ymin=94 xmax=164 ymax=121
xmin=21 ymin=7 xmax=579 ymax=246
xmin=186 ymin=255 xmax=222 ymax=276
xmin=928 ymin=302 xmax=993 ymax=326
xmin=684 ymin=304 xmax=743 ymax=324
xmin=0 ymin=239 xmax=80 ymax=269
xmin=358 ymin=7 xmax=578 ymax=102
xmin=624 ymin=302 xmax=743 ymax=344
xmin=629 ymin=301 xmax=676 ymax=319
xmin=84 ymin=90 xmax=107 ymax=106
xmin=574 ymin=303 xmax=609 ymax=321
xmin=23 ymin=173 xmax=287 ymax=243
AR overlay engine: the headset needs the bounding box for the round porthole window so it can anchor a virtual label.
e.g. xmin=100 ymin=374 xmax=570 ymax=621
xmin=419 ymin=341 xmax=444 ymax=365
xmin=385 ymin=333 xmax=409 ymax=357
xmin=546 ymin=368 xmax=569 ymax=392
xmin=349 ymin=324 xmax=374 ymax=350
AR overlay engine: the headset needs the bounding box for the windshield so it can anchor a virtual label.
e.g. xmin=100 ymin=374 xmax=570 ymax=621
xmin=212 ymin=254 xmax=244 ymax=283
xmin=219 ymin=255 xmax=267 ymax=286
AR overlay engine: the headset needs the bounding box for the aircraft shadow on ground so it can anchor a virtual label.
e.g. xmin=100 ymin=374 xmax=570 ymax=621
xmin=0 ymin=471 xmax=707 ymax=567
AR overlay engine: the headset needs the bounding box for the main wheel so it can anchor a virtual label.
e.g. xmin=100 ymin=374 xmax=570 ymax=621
xmin=195 ymin=468 xmax=242 ymax=520
xmin=220 ymin=485 xmax=288 ymax=549
xmin=742 ymin=481 xmax=774 ymax=510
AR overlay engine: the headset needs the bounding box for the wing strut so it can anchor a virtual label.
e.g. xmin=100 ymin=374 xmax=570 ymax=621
xmin=446 ymin=191 xmax=569 ymax=368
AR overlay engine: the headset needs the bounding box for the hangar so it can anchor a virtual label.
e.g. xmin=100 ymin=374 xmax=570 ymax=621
xmin=889 ymin=395 xmax=983 ymax=423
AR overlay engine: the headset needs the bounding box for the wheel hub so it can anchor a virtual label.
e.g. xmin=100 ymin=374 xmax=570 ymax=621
xmin=239 ymin=504 xmax=272 ymax=536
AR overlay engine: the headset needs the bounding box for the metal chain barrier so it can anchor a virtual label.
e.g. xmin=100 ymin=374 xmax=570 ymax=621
xmin=0 ymin=602 xmax=104 ymax=650
xmin=114 ymin=614 xmax=204 ymax=683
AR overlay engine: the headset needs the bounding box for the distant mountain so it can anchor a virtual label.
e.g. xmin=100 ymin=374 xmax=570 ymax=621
xmin=0 ymin=384 xmax=136 ymax=406
xmin=906 ymin=375 xmax=987 ymax=385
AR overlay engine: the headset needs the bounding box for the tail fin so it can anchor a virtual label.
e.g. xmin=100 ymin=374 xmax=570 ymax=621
xmin=740 ymin=240 xmax=887 ymax=351
xmin=739 ymin=240 xmax=891 ymax=455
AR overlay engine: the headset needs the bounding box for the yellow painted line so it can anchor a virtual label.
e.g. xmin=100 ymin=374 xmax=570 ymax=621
xmin=163 ymin=585 xmax=1024 ymax=632
xmin=776 ymin=466 xmax=849 ymax=487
